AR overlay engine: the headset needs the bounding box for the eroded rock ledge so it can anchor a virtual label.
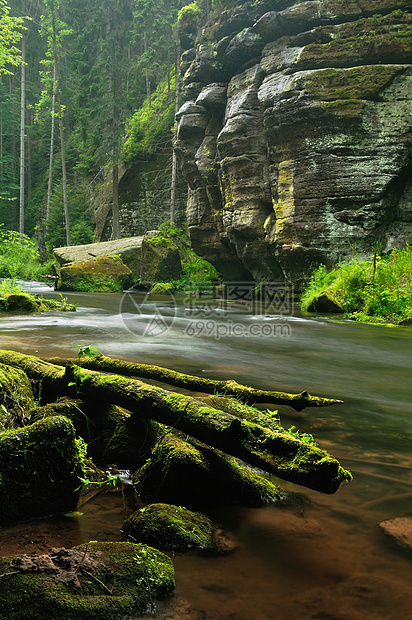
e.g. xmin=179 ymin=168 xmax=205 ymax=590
xmin=174 ymin=0 xmax=412 ymax=286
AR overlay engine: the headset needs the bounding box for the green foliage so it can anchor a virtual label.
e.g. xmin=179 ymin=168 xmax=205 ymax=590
xmin=177 ymin=1 xmax=201 ymax=26
xmin=0 ymin=0 xmax=26 ymax=74
xmin=287 ymin=425 xmax=317 ymax=447
xmin=76 ymin=344 xmax=100 ymax=361
xmin=151 ymin=221 xmax=220 ymax=289
xmin=123 ymin=71 xmax=177 ymax=162
xmin=301 ymin=246 xmax=412 ymax=324
xmin=45 ymin=180 xmax=94 ymax=251
xmin=0 ymin=226 xmax=52 ymax=280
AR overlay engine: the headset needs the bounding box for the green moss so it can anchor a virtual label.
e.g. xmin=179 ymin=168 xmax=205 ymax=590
xmin=0 ymin=362 xmax=35 ymax=430
xmin=304 ymin=65 xmax=402 ymax=101
xmin=123 ymin=503 xmax=216 ymax=551
xmin=301 ymin=247 xmax=412 ymax=324
xmin=0 ymin=415 xmax=84 ymax=524
xmin=0 ymin=541 xmax=174 ymax=620
xmin=298 ymin=10 xmax=412 ymax=68
xmin=133 ymin=432 xmax=285 ymax=508
xmin=58 ymin=256 xmax=132 ymax=293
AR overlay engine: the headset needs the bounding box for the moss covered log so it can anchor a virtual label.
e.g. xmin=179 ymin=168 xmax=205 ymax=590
xmin=44 ymin=354 xmax=343 ymax=411
xmin=0 ymin=350 xmax=351 ymax=494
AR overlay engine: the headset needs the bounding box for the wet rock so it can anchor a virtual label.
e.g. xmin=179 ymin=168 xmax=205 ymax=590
xmin=133 ymin=432 xmax=285 ymax=509
xmin=306 ymin=292 xmax=344 ymax=313
xmin=122 ymin=503 xmax=228 ymax=553
xmin=0 ymin=541 xmax=175 ymax=620
xmin=0 ymin=415 xmax=83 ymax=525
xmin=378 ymin=517 xmax=412 ymax=553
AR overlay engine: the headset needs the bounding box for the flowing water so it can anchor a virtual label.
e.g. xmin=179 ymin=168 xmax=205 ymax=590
xmin=1 ymin=282 xmax=412 ymax=619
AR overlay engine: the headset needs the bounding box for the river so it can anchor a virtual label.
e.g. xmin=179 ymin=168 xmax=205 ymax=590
xmin=0 ymin=282 xmax=411 ymax=619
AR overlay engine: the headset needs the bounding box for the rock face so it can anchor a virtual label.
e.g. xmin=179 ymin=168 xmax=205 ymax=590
xmin=175 ymin=0 xmax=412 ymax=286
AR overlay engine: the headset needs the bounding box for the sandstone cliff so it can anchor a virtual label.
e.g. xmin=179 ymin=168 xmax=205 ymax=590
xmin=174 ymin=0 xmax=412 ymax=286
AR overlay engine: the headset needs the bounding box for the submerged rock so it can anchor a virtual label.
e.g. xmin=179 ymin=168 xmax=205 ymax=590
xmin=378 ymin=517 xmax=412 ymax=553
xmin=122 ymin=503 xmax=224 ymax=552
xmin=0 ymin=541 xmax=175 ymax=620
xmin=0 ymin=415 xmax=83 ymax=525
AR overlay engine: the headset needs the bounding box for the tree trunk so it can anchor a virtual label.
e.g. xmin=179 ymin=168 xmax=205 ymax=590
xmin=57 ymin=84 xmax=70 ymax=246
xmin=45 ymin=354 xmax=342 ymax=411
xmin=112 ymin=161 xmax=119 ymax=239
xmin=46 ymin=65 xmax=56 ymax=229
xmin=19 ymin=28 xmax=25 ymax=237
xmin=0 ymin=350 xmax=352 ymax=495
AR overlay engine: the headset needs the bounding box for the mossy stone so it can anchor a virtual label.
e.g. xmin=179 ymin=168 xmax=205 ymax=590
xmin=133 ymin=432 xmax=284 ymax=509
xmin=0 ymin=361 xmax=35 ymax=430
xmin=57 ymin=255 xmax=132 ymax=293
xmin=0 ymin=541 xmax=175 ymax=620
xmin=306 ymin=292 xmax=344 ymax=313
xmin=0 ymin=415 xmax=83 ymax=525
xmin=123 ymin=503 xmax=216 ymax=551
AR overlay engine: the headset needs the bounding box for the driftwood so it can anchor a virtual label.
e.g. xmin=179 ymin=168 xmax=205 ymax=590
xmin=0 ymin=350 xmax=352 ymax=494
xmin=45 ymin=354 xmax=343 ymax=411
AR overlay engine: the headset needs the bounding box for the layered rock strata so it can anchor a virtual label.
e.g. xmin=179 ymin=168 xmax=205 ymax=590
xmin=174 ymin=0 xmax=412 ymax=285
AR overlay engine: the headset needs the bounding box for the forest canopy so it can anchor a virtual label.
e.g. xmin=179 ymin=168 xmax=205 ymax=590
xmin=0 ymin=0 xmax=197 ymax=250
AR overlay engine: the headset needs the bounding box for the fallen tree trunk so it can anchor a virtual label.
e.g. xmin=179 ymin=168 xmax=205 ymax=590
xmin=44 ymin=354 xmax=342 ymax=411
xmin=0 ymin=350 xmax=352 ymax=494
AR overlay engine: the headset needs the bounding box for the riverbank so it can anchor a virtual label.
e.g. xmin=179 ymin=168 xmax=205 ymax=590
xmin=0 ymin=279 xmax=76 ymax=313
xmin=301 ymin=247 xmax=412 ymax=325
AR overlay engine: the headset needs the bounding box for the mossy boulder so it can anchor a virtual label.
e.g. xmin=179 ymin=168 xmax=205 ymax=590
xmin=306 ymin=292 xmax=344 ymax=313
xmin=53 ymin=237 xmax=144 ymax=282
xmin=57 ymin=255 xmax=132 ymax=293
xmin=140 ymin=231 xmax=183 ymax=283
xmin=0 ymin=415 xmax=84 ymax=525
xmin=133 ymin=432 xmax=285 ymax=509
xmin=122 ymin=503 xmax=219 ymax=552
xmin=0 ymin=541 xmax=175 ymax=620
xmin=0 ymin=362 xmax=35 ymax=430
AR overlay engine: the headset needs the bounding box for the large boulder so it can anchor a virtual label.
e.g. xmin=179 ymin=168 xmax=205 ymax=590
xmin=140 ymin=231 xmax=183 ymax=283
xmin=53 ymin=236 xmax=143 ymax=281
xmin=57 ymin=255 xmax=132 ymax=293
xmin=0 ymin=415 xmax=84 ymax=525
xmin=174 ymin=2 xmax=412 ymax=287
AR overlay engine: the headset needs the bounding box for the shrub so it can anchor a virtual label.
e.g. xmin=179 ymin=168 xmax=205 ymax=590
xmin=301 ymin=246 xmax=412 ymax=324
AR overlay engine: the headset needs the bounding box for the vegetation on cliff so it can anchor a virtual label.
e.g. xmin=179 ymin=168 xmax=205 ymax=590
xmin=301 ymin=246 xmax=412 ymax=325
